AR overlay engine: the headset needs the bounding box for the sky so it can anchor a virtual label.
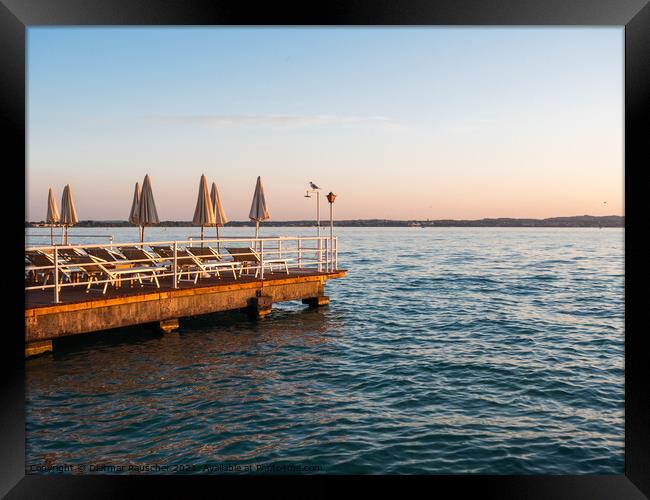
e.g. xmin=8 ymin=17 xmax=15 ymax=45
xmin=27 ymin=27 xmax=623 ymax=221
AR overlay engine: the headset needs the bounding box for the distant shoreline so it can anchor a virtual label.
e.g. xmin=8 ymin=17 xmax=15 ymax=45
xmin=26 ymin=215 xmax=623 ymax=228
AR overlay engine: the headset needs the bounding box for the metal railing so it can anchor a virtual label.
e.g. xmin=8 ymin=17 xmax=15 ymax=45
xmin=25 ymin=233 xmax=115 ymax=245
xmin=25 ymin=235 xmax=339 ymax=304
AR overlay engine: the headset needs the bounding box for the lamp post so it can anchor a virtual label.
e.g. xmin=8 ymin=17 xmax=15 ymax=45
xmin=326 ymin=192 xmax=336 ymax=271
xmin=305 ymin=184 xmax=322 ymax=271
xmin=304 ymin=189 xmax=320 ymax=235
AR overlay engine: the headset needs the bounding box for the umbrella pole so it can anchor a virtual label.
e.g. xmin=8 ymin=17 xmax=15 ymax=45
xmin=255 ymin=221 xmax=259 ymax=252
xmin=216 ymin=226 xmax=220 ymax=254
xmin=201 ymin=225 xmax=204 ymax=247
xmin=50 ymin=225 xmax=54 ymax=246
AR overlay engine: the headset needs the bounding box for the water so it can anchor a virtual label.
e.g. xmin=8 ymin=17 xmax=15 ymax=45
xmin=25 ymin=227 xmax=624 ymax=474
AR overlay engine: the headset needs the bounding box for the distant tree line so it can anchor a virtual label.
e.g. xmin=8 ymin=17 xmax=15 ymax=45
xmin=26 ymin=215 xmax=624 ymax=228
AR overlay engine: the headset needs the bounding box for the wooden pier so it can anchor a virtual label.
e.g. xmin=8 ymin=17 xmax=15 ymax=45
xmin=25 ymin=268 xmax=346 ymax=357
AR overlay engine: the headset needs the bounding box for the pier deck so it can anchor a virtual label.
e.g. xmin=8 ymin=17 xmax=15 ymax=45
xmin=25 ymin=234 xmax=343 ymax=356
xmin=25 ymin=268 xmax=346 ymax=356
xmin=25 ymin=268 xmax=341 ymax=308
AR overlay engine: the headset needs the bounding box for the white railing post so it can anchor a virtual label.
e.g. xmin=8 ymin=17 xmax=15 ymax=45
xmin=54 ymin=246 xmax=60 ymax=303
xmin=260 ymin=240 xmax=264 ymax=279
xmin=335 ymin=236 xmax=338 ymax=270
xmin=298 ymin=239 xmax=302 ymax=269
xmin=173 ymin=241 xmax=178 ymax=288
xmin=317 ymin=237 xmax=322 ymax=272
xmin=329 ymin=238 xmax=332 ymax=272
xmin=328 ymin=237 xmax=332 ymax=272
xmin=329 ymin=200 xmax=334 ymax=272
xmin=325 ymin=238 xmax=329 ymax=272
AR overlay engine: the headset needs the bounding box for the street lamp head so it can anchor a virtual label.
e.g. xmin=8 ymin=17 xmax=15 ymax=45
xmin=326 ymin=192 xmax=336 ymax=204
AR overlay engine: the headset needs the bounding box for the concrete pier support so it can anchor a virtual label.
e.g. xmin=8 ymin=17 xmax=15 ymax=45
xmin=25 ymin=340 xmax=52 ymax=357
xmin=302 ymin=295 xmax=330 ymax=308
xmin=301 ymin=283 xmax=329 ymax=308
xmin=159 ymin=318 xmax=180 ymax=333
xmin=245 ymin=295 xmax=273 ymax=319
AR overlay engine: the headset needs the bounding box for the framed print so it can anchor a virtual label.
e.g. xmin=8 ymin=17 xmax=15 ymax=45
xmin=2 ymin=0 xmax=649 ymax=497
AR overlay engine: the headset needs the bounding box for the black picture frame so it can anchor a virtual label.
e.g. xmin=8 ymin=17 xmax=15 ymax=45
xmin=2 ymin=1 xmax=648 ymax=497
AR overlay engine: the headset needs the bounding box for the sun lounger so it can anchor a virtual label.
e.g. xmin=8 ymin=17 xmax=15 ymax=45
xmin=119 ymin=246 xmax=170 ymax=269
xmin=149 ymin=245 xmax=197 ymax=273
xmin=149 ymin=245 xmax=175 ymax=259
xmin=70 ymin=254 xmax=161 ymax=294
xmin=25 ymin=250 xmax=72 ymax=289
xmin=147 ymin=246 xmax=238 ymax=282
xmin=169 ymin=249 xmax=231 ymax=283
xmin=185 ymin=245 xmax=220 ymax=263
xmin=84 ymin=247 xmax=130 ymax=265
xmin=186 ymin=247 xmax=240 ymax=279
xmin=56 ymin=247 xmax=86 ymax=261
xmin=225 ymin=247 xmax=292 ymax=277
xmin=149 ymin=246 xmax=205 ymax=283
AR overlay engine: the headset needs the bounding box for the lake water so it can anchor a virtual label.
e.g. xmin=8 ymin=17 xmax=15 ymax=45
xmin=25 ymin=227 xmax=624 ymax=474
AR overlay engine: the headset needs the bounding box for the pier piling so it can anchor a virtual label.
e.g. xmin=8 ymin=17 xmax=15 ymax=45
xmin=158 ymin=318 xmax=180 ymax=333
xmin=302 ymin=295 xmax=330 ymax=308
xmin=245 ymin=295 xmax=273 ymax=319
xmin=25 ymin=340 xmax=53 ymax=357
xmin=301 ymin=282 xmax=329 ymax=308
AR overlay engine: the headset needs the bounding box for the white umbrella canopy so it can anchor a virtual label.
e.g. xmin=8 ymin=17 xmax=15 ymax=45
xmin=210 ymin=182 xmax=228 ymax=252
xmin=192 ymin=174 xmax=215 ymax=245
xmin=249 ymin=176 xmax=270 ymax=242
xmin=138 ymin=174 xmax=160 ymax=242
xmin=210 ymin=182 xmax=228 ymax=227
xmin=128 ymin=182 xmax=141 ymax=240
xmin=46 ymin=188 xmax=60 ymax=246
xmin=128 ymin=182 xmax=141 ymax=224
xmin=60 ymin=184 xmax=78 ymax=245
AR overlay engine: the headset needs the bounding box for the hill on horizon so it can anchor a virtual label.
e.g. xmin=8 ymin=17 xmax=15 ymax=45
xmin=26 ymin=215 xmax=624 ymax=228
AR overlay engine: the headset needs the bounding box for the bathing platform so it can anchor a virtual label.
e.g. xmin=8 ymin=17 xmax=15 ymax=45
xmin=25 ymin=236 xmax=344 ymax=357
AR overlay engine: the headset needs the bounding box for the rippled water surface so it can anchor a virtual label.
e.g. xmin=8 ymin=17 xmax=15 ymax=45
xmin=26 ymin=227 xmax=624 ymax=474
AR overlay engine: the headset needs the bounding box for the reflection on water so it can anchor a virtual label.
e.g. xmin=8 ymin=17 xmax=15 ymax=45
xmin=27 ymin=305 xmax=349 ymax=469
xmin=26 ymin=227 xmax=624 ymax=474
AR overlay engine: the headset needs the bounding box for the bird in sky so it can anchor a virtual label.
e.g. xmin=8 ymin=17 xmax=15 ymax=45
xmin=309 ymin=181 xmax=321 ymax=190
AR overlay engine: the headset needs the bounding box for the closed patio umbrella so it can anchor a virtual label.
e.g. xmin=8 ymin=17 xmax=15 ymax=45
xmin=128 ymin=182 xmax=141 ymax=240
xmin=138 ymin=174 xmax=160 ymax=242
xmin=60 ymin=184 xmax=78 ymax=245
xmin=46 ymin=188 xmax=60 ymax=246
xmin=192 ymin=174 xmax=215 ymax=246
xmin=210 ymin=182 xmax=228 ymax=253
xmin=249 ymin=176 xmax=270 ymax=249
